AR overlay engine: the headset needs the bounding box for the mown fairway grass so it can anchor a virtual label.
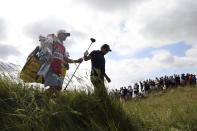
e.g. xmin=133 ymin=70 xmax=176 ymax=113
xmin=124 ymin=86 xmax=197 ymax=131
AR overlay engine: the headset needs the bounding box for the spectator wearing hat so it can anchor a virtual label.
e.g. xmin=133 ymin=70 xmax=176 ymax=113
xmin=84 ymin=44 xmax=112 ymax=94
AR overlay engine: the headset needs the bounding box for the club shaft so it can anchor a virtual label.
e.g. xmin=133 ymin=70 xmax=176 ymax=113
xmin=64 ymin=41 xmax=94 ymax=90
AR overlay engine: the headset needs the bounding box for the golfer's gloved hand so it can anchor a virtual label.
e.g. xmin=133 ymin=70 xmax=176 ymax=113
xmin=84 ymin=50 xmax=89 ymax=57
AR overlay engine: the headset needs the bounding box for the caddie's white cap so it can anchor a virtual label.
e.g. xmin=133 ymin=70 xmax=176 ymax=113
xmin=57 ymin=29 xmax=70 ymax=37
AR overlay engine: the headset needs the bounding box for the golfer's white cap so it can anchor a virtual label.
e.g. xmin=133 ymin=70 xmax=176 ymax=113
xmin=57 ymin=29 xmax=70 ymax=36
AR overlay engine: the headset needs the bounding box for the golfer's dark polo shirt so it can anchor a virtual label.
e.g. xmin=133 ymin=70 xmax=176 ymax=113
xmin=89 ymin=50 xmax=105 ymax=79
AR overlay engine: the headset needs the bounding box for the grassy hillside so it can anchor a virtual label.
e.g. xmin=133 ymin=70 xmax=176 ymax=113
xmin=1 ymin=74 xmax=197 ymax=131
xmin=124 ymin=87 xmax=197 ymax=131
xmin=0 ymin=75 xmax=137 ymax=131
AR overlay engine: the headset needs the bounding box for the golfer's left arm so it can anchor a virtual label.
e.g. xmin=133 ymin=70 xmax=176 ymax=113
xmin=104 ymin=73 xmax=111 ymax=83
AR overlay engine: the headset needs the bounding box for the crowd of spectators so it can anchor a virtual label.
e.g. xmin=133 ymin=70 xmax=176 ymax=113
xmin=110 ymin=73 xmax=196 ymax=102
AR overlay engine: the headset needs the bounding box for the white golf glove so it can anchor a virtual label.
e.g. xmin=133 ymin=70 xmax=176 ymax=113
xmin=84 ymin=50 xmax=89 ymax=56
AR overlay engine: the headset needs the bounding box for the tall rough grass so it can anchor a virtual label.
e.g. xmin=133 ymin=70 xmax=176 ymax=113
xmin=2 ymin=73 xmax=197 ymax=131
xmin=124 ymin=86 xmax=197 ymax=131
xmin=0 ymin=75 xmax=137 ymax=131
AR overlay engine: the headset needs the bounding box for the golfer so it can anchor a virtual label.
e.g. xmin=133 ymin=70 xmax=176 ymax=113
xmin=84 ymin=44 xmax=111 ymax=93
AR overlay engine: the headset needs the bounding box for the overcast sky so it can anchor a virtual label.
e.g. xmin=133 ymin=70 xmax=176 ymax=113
xmin=0 ymin=0 xmax=197 ymax=89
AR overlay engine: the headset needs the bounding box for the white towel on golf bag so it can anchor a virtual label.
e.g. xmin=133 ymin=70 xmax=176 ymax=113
xmin=37 ymin=63 xmax=51 ymax=79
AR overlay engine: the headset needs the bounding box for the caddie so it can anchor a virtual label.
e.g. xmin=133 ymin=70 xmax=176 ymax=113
xmin=44 ymin=29 xmax=83 ymax=97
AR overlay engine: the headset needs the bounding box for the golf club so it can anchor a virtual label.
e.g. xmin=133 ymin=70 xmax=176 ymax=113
xmin=64 ymin=38 xmax=96 ymax=90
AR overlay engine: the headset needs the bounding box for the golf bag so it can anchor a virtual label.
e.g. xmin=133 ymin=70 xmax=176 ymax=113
xmin=20 ymin=34 xmax=69 ymax=84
